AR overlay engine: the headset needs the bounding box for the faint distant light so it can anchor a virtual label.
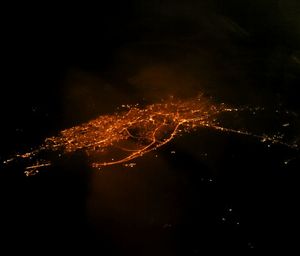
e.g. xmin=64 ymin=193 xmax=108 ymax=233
xmin=4 ymin=96 xmax=298 ymax=176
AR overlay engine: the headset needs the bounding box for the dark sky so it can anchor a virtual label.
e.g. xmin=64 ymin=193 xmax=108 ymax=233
xmin=1 ymin=1 xmax=300 ymax=254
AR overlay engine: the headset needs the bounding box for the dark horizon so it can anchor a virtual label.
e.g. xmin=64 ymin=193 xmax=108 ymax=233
xmin=1 ymin=1 xmax=299 ymax=254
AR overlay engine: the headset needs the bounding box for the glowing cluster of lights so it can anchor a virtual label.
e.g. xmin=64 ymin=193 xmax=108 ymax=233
xmin=3 ymin=97 xmax=298 ymax=176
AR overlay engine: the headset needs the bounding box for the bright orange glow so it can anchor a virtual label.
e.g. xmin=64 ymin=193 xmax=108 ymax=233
xmin=3 ymin=96 xmax=298 ymax=176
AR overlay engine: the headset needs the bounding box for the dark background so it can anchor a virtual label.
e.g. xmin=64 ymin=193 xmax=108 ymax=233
xmin=1 ymin=1 xmax=300 ymax=254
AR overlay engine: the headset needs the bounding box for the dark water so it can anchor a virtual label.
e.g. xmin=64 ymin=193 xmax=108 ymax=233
xmin=1 ymin=1 xmax=299 ymax=254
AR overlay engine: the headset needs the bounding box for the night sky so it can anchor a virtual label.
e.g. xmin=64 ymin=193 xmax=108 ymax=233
xmin=1 ymin=1 xmax=300 ymax=254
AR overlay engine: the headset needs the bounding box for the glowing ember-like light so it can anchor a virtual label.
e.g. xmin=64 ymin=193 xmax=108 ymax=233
xmin=3 ymin=96 xmax=298 ymax=176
